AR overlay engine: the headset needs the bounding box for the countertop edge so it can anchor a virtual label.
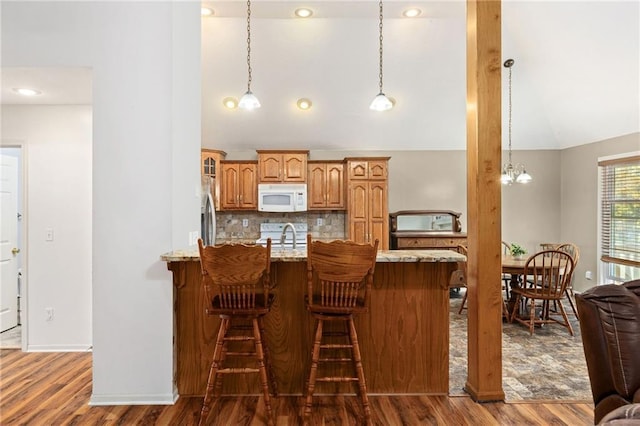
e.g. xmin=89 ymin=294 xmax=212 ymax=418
xmin=160 ymin=249 xmax=465 ymax=263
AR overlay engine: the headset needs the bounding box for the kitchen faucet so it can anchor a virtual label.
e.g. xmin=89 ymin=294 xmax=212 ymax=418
xmin=280 ymin=223 xmax=297 ymax=249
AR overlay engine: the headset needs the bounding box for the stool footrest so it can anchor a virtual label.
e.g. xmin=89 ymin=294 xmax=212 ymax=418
xmin=223 ymin=336 xmax=255 ymax=341
xmin=320 ymin=344 xmax=353 ymax=349
xmin=218 ymin=367 xmax=260 ymax=374
xmin=319 ymin=357 xmax=353 ymax=362
xmin=323 ymin=331 xmax=349 ymax=337
xmin=225 ymin=351 xmax=256 ymax=357
xmin=316 ymin=377 xmax=358 ymax=382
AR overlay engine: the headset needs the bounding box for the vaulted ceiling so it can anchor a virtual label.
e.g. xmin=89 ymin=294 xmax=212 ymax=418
xmin=3 ymin=1 xmax=638 ymax=152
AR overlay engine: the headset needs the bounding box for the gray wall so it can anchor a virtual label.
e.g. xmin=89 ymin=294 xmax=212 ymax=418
xmin=215 ymin=148 xmax=561 ymax=256
xmin=560 ymin=132 xmax=640 ymax=292
xmin=216 ymin=136 xmax=640 ymax=295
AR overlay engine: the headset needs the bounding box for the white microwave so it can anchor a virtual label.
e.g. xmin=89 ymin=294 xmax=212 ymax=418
xmin=258 ymin=183 xmax=307 ymax=212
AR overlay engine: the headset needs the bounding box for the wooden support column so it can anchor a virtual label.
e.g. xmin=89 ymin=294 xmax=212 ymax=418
xmin=465 ymin=0 xmax=505 ymax=401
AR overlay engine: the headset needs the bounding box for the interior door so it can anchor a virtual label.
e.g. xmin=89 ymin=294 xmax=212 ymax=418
xmin=0 ymin=154 xmax=19 ymax=332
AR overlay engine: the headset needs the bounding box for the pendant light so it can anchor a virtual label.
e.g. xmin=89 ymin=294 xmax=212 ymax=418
xmin=370 ymin=0 xmax=393 ymax=111
xmin=501 ymin=59 xmax=532 ymax=185
xmin=238 ymin=0 xmax=260 ymax=110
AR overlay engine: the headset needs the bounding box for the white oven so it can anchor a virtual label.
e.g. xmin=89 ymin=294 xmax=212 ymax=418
xmin=258 ymin=183 xmax=307 ymax=212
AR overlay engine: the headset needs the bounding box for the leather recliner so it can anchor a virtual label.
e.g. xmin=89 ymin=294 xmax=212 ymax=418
xmin=575 ymin=279 xmax=640 ymax=424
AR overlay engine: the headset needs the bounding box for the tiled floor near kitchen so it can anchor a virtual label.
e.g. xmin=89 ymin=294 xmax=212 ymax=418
xmin=449 ymin=290 xmax=591 ymax=401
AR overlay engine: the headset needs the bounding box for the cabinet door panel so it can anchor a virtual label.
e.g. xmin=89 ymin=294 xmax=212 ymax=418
xmin=368 ymin=160 xmax=388 ymax=180
xmin=369 ymin=182 xmax=388 ymax=247
xmin=326 ymin=163 xmax=345 ymax=209
xmin=259 ymin=154 xmax=282 ymax=182
xmin=221 ymin=164 xmax=239 ymax=209
xmin=308 ymin=164 xmax=327 ymax=208
xmin=349 ymin=182 xmax=368 ymax=243
xmin=283 ymin=154 xmax=306 ymax=182
xmin=239 ymin=163 xmax=257 ymax=208
xmin=348 ymin=161 xmax=369 ymax=180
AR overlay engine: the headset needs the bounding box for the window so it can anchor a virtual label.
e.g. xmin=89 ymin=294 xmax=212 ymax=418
xmin=599 ymin=154 xmax=640 ymax=282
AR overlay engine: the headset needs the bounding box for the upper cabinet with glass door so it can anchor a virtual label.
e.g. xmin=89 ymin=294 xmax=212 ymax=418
xmin=201 ymin=149 xmax=226 ymax=211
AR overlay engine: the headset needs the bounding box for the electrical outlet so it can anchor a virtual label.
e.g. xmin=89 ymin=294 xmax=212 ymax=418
xmin=45 ymin=307 xmax=54 ymax=322
xmin=317 ymin=218 xmax=323 ymax=226
xmin=585 ymin=270 xmax=593 ymax=280
xmin=242 ymin=219 xmax=249 ymax=227
xmin=189 ymin=231 xmax=199 ymax=246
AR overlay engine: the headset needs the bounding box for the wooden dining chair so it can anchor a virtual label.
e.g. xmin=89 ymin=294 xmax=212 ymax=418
xmin=509 ymin=250 xmax=576 ymax=335
xmin=303 ymin=234 xmax=378 ymax=424
xmin=197 ymin=238 xmax=277 ymax=426
xmin=556 ymin=243 xmax=580 ymax=318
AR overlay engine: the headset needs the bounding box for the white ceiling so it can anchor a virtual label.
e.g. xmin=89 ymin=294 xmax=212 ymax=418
xmin=2 ymin=1 xmax=638 ymax=151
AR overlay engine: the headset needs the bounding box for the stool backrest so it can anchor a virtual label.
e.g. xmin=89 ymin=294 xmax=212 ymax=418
xmin=198 ymin=238 xmax=271 ymax=311
xmin=306 ymin=234 xmax=378 ymax=313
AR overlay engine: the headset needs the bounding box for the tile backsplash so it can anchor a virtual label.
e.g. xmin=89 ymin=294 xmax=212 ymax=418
xmin=215 ymin=211 xmax=346 ymax=243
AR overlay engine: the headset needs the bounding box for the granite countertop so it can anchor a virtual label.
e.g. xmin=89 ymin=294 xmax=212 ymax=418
xmin=160 ymin=247 xmax=465 ymax=263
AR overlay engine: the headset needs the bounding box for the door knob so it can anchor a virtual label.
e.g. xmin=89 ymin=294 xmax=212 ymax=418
xmin=11 ymin=247 xmax=20 ymax=255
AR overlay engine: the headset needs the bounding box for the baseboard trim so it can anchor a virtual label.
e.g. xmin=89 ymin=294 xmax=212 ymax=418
xmin=26 ymin=344 xmax=92 ymax=352
xmin=89 ymin=390 xmax=179 ymax=406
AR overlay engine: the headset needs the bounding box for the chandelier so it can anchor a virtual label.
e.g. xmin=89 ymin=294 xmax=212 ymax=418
xmin=238 ymin=0 xmax=260 ymax=110
xmin=369 ymin=0 xmax=393 ymax=111
xmin=501 ymin=59 xmax=532 ymax=185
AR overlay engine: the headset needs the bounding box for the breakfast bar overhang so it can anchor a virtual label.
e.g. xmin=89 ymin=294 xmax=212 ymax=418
xmin=162 ymin=248 xmax=463 ymax=396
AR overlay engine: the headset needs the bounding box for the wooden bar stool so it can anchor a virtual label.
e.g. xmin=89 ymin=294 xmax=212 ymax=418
xmin=303 ymin=234 xmax=378 ymax=424
xmin=197 ymin=238 xmax=277 ymax=426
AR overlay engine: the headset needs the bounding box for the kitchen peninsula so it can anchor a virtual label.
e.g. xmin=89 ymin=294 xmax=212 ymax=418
xmin=162 ymin=247 xmax=464 ymax=396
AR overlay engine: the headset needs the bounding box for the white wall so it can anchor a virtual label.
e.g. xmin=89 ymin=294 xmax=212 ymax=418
xmin=2 ymin=106 xmax=92 ymax=350
xmin=1 ymin=2 xmax=201 ymax=404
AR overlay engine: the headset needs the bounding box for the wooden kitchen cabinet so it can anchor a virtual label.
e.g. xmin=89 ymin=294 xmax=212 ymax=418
xmin=307 ymin=161 xmax=345 ymax=210
xmin=201 ymin=149 xmax=226 ymax=210
xmin=257 ymin=150 xmax=309 ymax=183
xmin=346 ymin=157 xmax=390 ymax=249
xmin=220 ymin=161 xmax=258 ymax=210
xmin=347 ymin=159 xmax=388 ymax=180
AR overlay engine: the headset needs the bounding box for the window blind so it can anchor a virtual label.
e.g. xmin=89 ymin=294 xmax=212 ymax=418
xmin=599 ymin=155 xmax=640 ymax=267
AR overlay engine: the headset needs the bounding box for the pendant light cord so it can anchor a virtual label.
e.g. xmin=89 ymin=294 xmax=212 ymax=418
xmin=506 ymin=59 xmax=513 ymax=165
xmin=246 ymin=0 xmax=253 ymax=92
xmin=377 ymin=0 xmax=384 ymax=94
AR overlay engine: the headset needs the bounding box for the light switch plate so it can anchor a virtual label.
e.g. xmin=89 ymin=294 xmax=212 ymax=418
xmin=317 ymin=218 xmax=323 ymax=226
xmin=45 ymin=228 xmax=54 ymax=241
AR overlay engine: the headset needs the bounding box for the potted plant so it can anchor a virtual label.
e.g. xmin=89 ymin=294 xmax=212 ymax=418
xmin=510 ymin=243 xmax=527 ymax=259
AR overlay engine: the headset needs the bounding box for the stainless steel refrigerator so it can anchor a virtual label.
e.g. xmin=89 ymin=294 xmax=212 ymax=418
xmin=201 ymin=176 xmax=216 ymax=246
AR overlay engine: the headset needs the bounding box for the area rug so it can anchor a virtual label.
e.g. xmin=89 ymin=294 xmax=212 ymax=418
xmin=449 ymin=292 xmax=592 ymax=401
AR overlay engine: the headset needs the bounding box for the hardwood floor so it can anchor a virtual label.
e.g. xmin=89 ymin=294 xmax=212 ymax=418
xmin=0 ymin=349 xmax=594 ymax=425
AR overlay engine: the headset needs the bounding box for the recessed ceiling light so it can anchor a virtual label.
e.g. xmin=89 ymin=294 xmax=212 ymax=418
xmin=402 ymin=8 xmax=422 ymax=18
xmin=222 ymin=97 xmax=238 ymax=109
xmin=297 ymin=98 xmax=312 ymax=110
xmin=12 ymin=88 xmax=42 ymax=96
xmin=201 ymin=7 xmax=214 ymax=17
xmin=294 ymin=8 xmax=313 ymax=18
